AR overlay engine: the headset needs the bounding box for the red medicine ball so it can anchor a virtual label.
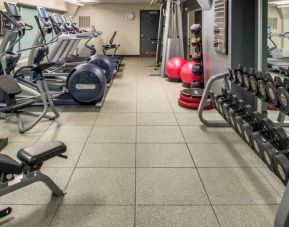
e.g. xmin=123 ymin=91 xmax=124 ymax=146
xmin=166 ymin=57 xmax=187 ymax=80
xmin=180 ymin=61 xmax=202 ymax=85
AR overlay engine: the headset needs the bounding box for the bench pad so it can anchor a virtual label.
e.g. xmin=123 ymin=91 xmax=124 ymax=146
xmin=17 ymin=141 xmax=66 ymax=166
xmin=0 ymin=154 xmax=22 ymax=174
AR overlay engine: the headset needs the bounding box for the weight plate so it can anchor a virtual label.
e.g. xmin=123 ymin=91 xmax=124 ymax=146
xmin=249 ymin=77 xmax=258 ymax=94
xmin=272 ymin=127 xmax=288 ymax=150
xmin=258 ymin=80 xmax=267 ymax=100
xmin=277 ymin=87 xmax=289 ymax=113
xmin=265 ymin=82 xmax=278 ymax=106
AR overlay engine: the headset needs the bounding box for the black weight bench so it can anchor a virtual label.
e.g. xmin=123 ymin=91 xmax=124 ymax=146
xmin=0 ymin=141 xmax=67 ymax=198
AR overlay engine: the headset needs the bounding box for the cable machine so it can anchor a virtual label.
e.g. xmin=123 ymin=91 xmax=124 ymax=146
xmin=160 ymin=0 xmax=184 ymax=77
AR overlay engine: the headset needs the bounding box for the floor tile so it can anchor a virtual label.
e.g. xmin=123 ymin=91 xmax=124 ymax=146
xmin=199 ymin=168 xmax=281 ymax=205
xmin=136 ymin=144 xmax=194 ymax=167
xmin=101 ymin=101 xmax=136 ymax=113
xmin=181 ymin=126 xmax=227 ymax=143
xmin=188 ymin=143 xmax=261 ymax=168
xmin=137 ymin=101 xmax=172 ymax=113
xmin=38 ymin=126 xmax=92 ymax=143
xmin=51 ymin=112 xmax=98 ymax=126
xmin=95 ymin=113 xmax=136 ymax=125
xmin=64 ymin=168 xmax=135 ymax=205
xmin=136 ymin=206 xmax=219 ymax=227
xmin=51 ymin=205 xmax=134 ymax=227
xmin=78 ymin=143 xmax=135 ymax=167
xmin=137 ymin=126 xmax=184 ymax=143
xmin=214 ymin=205 xmax=278 ymax=227
xmin=88 ymin=126 xmax=136 ymax=143
xmin=175 ymin=112 xmax=202 ymax=126
xmin=136 ymin=168 xmax=209 ymax=205
xmin=0 ymin=204 xmax=57 ymax=227
xmin=0 ymin=168 xmax=73 ymax=205
xmin=137 ymin=113 xmax=178 ymax=126
xmin=258 ymin=167 xmax=286 ymax=196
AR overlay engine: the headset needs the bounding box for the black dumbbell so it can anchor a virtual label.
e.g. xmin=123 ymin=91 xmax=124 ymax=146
xmin=261 ymin=127 xmax=289 ymax=172
xmin=257 ymin=72 xmax=273 ymax=101
xmin=212 ymin=90 xmax=231 ymax=113
xmin=265 ymin=76 xmax=283 ymax=107
xmin=231 ymin=105 xmax=254 ymax=134
xmin=236 ymin=111 xmax=263 ymax=144
xmin=234 ymin=65 xmax=245 ymax=86
xmin=226 ymin=101 xmax=248 ymax=129
xmin=242 ymin=68 xmax=255 ymax=91
xmin=215 ymin=93 xmax=236 ymax=117
xmin=220 ymin=96 xmax=241 ymax=120
xmin=277 ymin=78 xmax=289 ymax=114
xmin=274 ymin=151 xmax=289 ymax=185
xmin=249 ymin=71 xmax=263 ymax=96
xmin=250 ymin=118 xmax=275 ymax=158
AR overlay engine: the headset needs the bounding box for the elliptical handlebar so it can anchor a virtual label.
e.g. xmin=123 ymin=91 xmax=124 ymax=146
xmin=0 ymin=10 xmax=24 ymax=58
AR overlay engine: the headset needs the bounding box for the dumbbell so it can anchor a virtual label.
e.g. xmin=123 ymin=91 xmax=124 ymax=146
xmin=274 ymin=150 xmax=289 ymax=185
xmin=230 ymin=105 xmax=254 ymax=133
xmin=265 ymin=76 xmax=283 ymax=107
xmin=277 ymin=78 xmax=289 ymax=114
xmin=250 ymin=118 xmax=275 ymax=158
xmin=242 ymin=68 xmax=255 ymax=91
xmin=257 ymin=72 xmax=273 ymax=101
xmin=235 ymin=111 xmax=263 ymax=143
xmin=233 ymin=65 xmax=244 ymax=86
xmin=260 ymin=127 xmax=288 ymax=172
xmin=219 ymin=96 xmax=241 ymax=120
xmin=214 ymin=91 xmax=235 ymax=116
xmin=249 ymin=71 xmax=264 ymax=96
xmin=225 ymin=100 xmax=248 ymax=129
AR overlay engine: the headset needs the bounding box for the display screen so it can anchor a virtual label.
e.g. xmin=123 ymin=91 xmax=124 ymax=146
xmin=7 ymin=3 xmax=19 ymax=17
xmin=38 ymin=7 xmax=49 ymax=19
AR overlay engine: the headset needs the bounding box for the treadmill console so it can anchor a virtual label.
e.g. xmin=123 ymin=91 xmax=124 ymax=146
xmin=53 ymin=14 xmax=68 ymax=34
xmin=68 ymin=16 xmax=80 ymax=32
xmin=37 ymin=6 xmax=51 ymax=28
xmin=61 ymin=15 xmax=75 ymax=34
xmin=4 ymin=2 xmax=24 ymax=28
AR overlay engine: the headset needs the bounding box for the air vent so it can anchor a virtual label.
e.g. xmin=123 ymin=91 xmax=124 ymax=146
xmin=79 ymin=16 xmax=90 ymax=28
xmin=268 ymin=17 xmax=278 ymax=30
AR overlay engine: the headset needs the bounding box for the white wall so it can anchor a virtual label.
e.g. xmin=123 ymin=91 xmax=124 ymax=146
xmin=75 ymin=4 xmax=158 ymax=55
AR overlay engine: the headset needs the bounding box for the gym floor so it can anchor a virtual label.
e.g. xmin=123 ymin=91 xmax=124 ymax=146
xmin=0 ymin=57 xmax=285 ymax=227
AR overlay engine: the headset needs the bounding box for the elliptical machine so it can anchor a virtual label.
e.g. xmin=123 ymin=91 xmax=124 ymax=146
xmin=0 ymin=7 xmax=59 ymax=133
xmin=4 ymin=2 xmax=108 ymax=107
xmin=46 ymin=12 xmax=114 ymax=85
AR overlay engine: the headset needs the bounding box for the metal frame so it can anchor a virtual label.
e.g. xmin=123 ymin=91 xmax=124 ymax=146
xmin=0 ymin=170 xmax=64 ymax=197
xmin=160 ymin=0 xmax=184 ymax=77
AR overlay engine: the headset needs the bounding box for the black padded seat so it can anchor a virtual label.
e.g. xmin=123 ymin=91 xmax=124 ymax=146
xmin=0 ymin=154 xmax=23 ymax=175
xmin=17 ymin=141 xmax=66 ymax=166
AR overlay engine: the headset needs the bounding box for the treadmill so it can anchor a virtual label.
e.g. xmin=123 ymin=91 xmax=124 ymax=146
xmin=267 ymin=27 xmax=289 ymax=75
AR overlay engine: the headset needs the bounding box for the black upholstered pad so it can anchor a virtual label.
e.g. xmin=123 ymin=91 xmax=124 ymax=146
xmin=0 ymin=154 xmax=22 ymax=174
xmin=17 ymin=141 xmax=66 ymax=166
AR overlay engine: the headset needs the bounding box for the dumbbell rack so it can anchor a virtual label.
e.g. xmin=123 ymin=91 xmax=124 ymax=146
xmin=198 ymin=72 xmax=289 ymax=127
xmin=197 ymin=72 xmax=289 ymax=227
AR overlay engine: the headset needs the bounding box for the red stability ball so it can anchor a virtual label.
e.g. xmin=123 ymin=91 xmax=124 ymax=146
xmin=166 ymin=57 xmax=187 ymax=80
xmin=180 ymin=61 xmax=202 ymax=85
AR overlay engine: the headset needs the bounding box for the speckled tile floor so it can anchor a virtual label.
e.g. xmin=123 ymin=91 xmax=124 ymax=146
xmin=0 ymin=57 xmax=285 ymax=227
